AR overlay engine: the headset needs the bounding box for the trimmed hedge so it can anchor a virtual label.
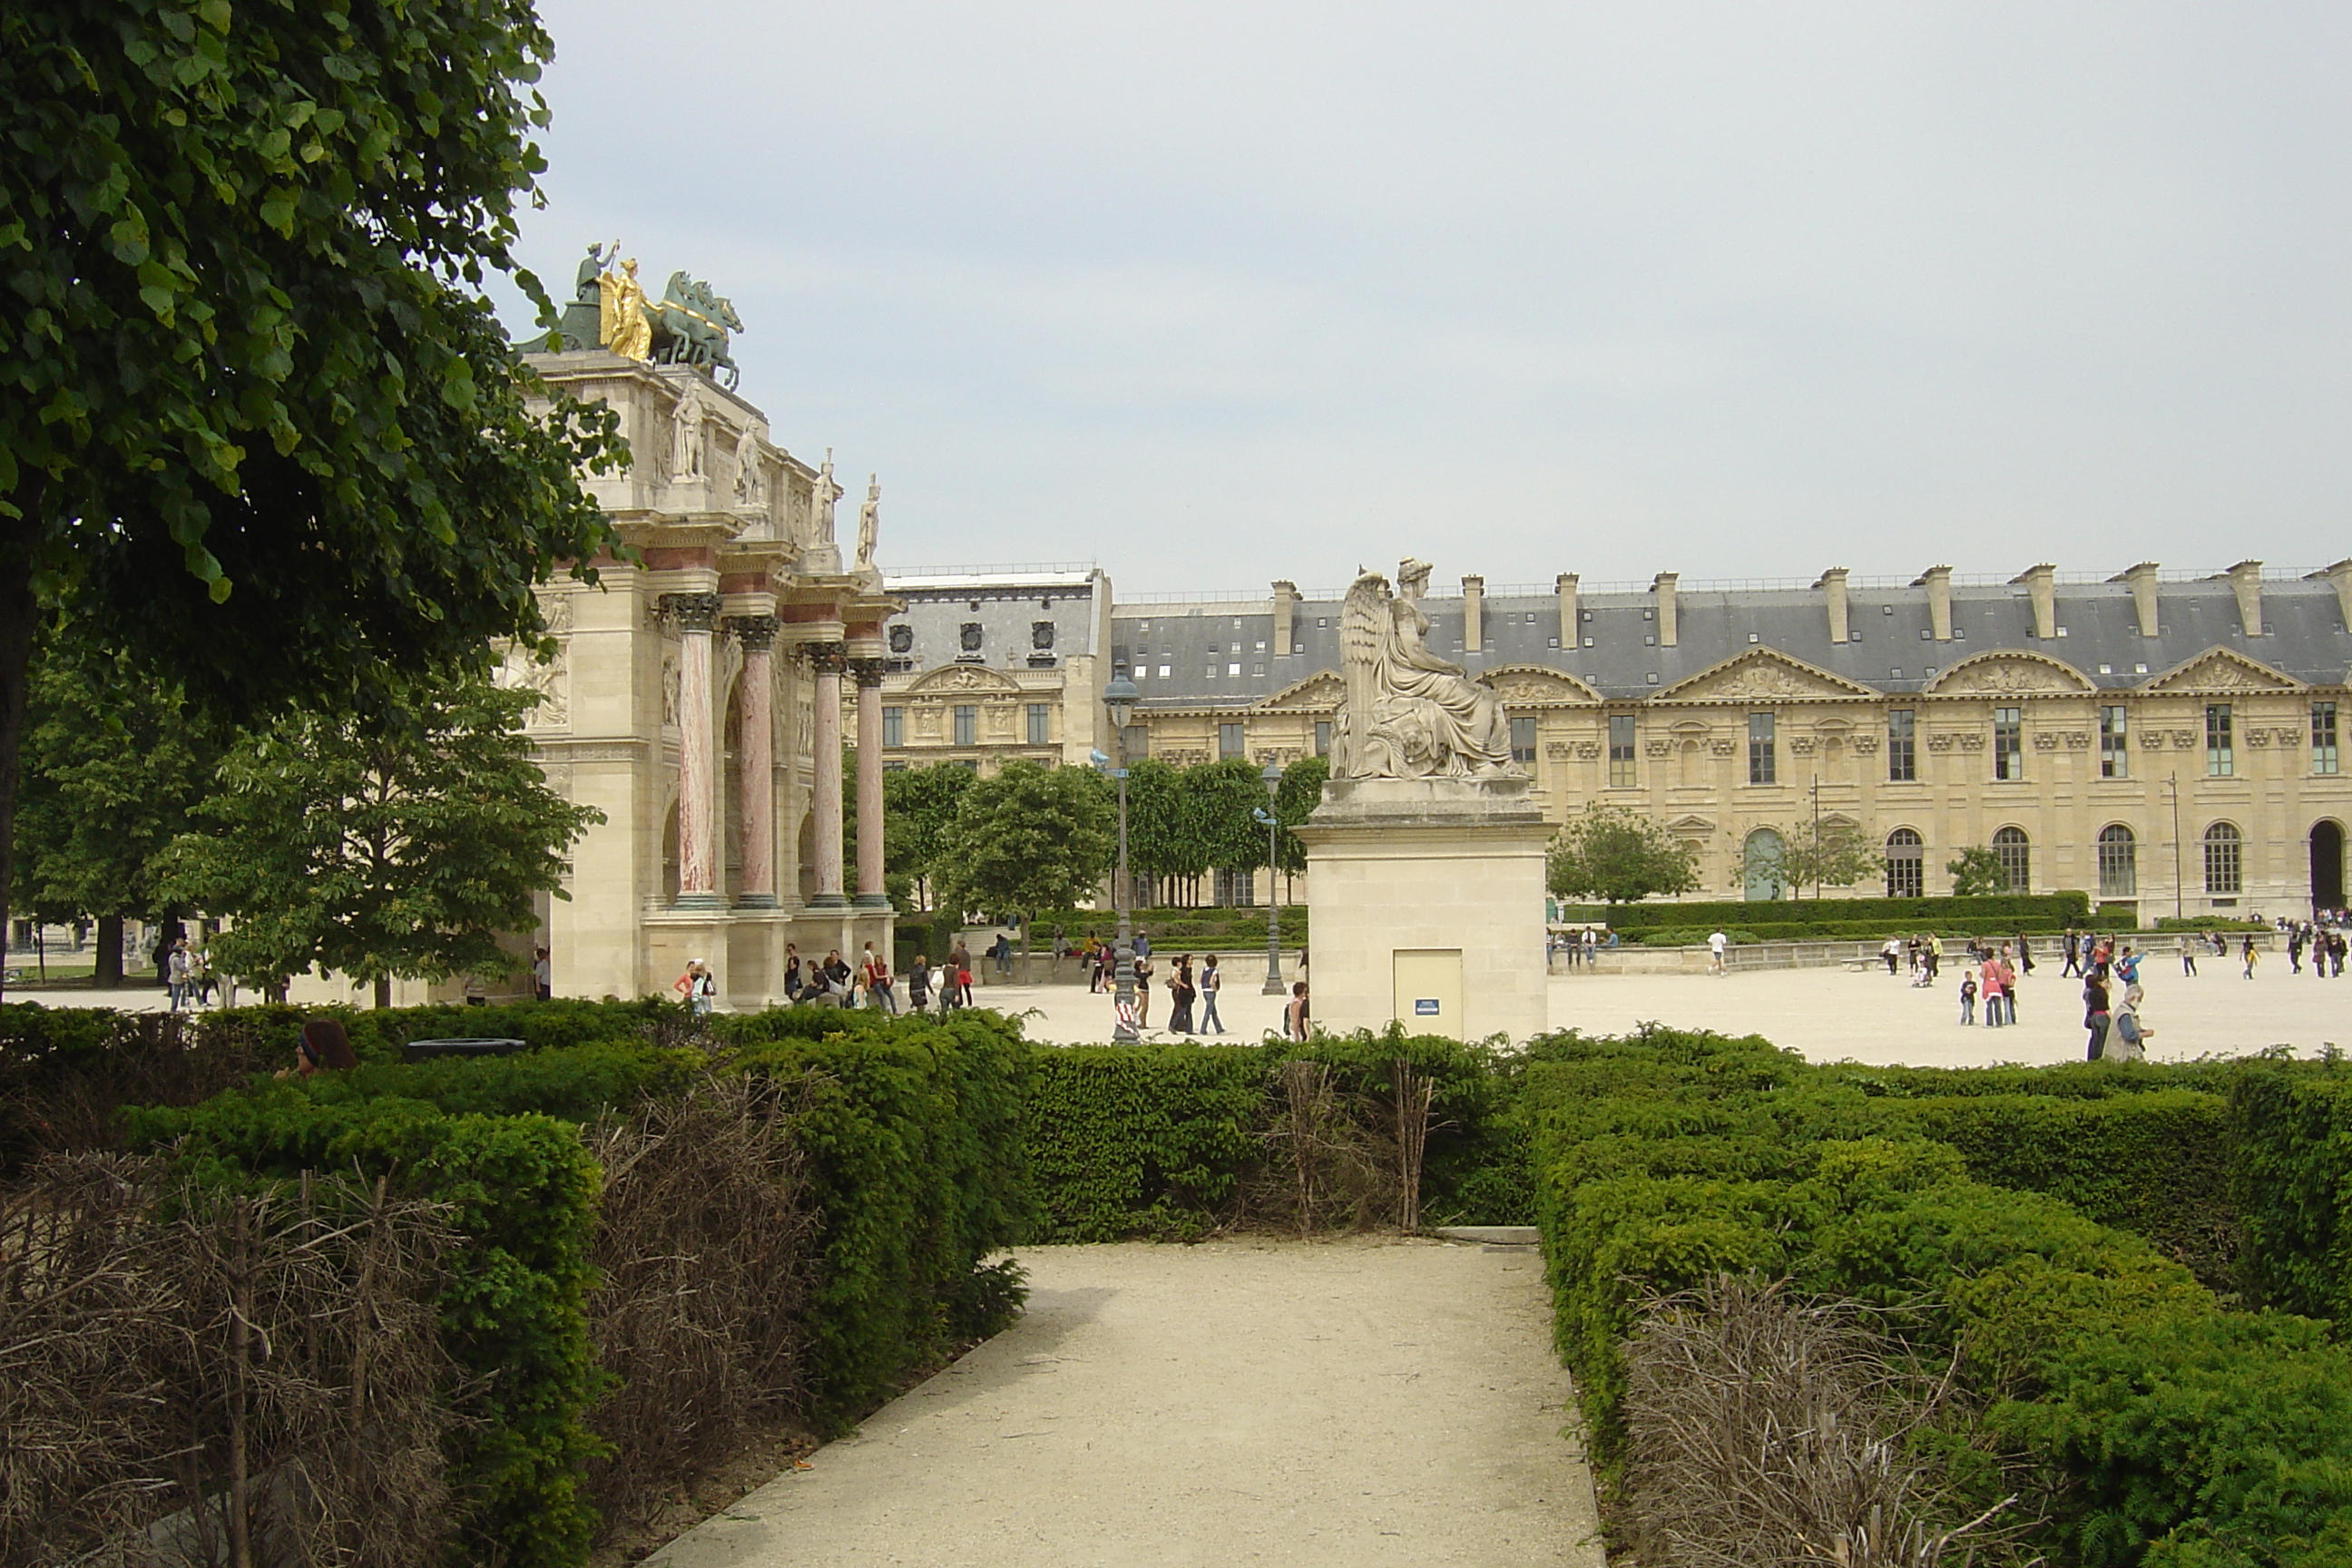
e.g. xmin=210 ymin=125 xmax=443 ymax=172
xmin=1590 ymin=891 xmax=2090 ymax=933
xmin=2229 ymin=1063 xmax=2352 ymax=1323
xmin=1524 ymin=1027 xmax=2352 ymax=1565
xmin=1631 ymin=916 xmax=2087 ymax=946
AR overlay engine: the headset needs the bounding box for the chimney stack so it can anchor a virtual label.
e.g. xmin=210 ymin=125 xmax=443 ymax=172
xmin=2111 ymin=562 xmax=2161 ymax=637
xmin=2226 ymin=560 xmax=2264 ymax=636
xmin=1461 ymin=573 xmax=1485 ymax=652
xmin=1916 ymin=565 xmax=1954 ymax=642
xmin=1817 ymin=567 xmax=1850 ymax=644
xmin=2311 ymin=559 xmax=2352 ymax=633
xmin=1556 ymin=573 xmax=1580 ymax=648
xmin=1651 ymin=573 xmax=1678 ymax=648
xmin=2012 ymin=564 xmax=2057 ymax=641
xmin=1271 ymin=580 xmax=1297 ymax=657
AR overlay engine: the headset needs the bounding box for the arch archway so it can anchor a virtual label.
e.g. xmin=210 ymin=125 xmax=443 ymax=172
xmin=2097 ymin=824 xmax=2137 ymax=898
xmin=1993 ymin=826 xmax=2031 ymax=893
xmin=1884 ymin=828 xmax=1924 ymax=898
xmin=2204 ymin=821 xmax=2243 ymax=897
xmin=2310 ymin=820 xmax=2343 ymax=909
xmin=1742 ymin=828 xmax=1787 ymax=902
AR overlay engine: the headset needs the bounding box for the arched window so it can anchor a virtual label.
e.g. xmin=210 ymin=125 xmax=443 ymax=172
xmin=2096 ymin=825 xmax=2137 ymax=897
xmin=2204 ymin=821 xmax=2243 ymax=896
xmin=1885 ymin=828 xmax=1925 ymax=898
xmin=1993 ymin=826 xmax=2031 ymax=893
xmin=1742 ymin=828 xmax=1787 ymax=902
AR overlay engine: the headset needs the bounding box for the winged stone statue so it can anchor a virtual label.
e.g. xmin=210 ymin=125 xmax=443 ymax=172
xmin=1329 ymin=560 xmax=1518 ymax=781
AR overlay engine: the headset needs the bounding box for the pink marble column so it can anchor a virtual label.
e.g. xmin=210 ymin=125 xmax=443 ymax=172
xmin=851 ymin=657 xmax=888 ymax=907
xmin=806 ymin=640 xmax=848 ymax=908
xmin=730 ymin=616 xmax=779 ymax=908
xmin=666 ymin=593 xmax=725 ymax=908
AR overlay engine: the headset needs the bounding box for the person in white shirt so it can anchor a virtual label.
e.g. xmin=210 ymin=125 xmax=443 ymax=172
xmin=1708 ymin=930 xmax=1728 ymax=975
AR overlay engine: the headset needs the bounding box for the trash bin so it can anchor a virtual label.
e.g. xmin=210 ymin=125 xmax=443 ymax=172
xmin=402 ymin=1037 xmax=529 ymax=1063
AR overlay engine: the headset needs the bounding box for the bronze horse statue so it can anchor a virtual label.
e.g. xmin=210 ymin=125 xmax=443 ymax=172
xmin=647 ymin=271 xmax=743 ymax=388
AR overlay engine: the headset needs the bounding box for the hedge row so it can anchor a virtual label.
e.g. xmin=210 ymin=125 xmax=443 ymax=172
xmin=1628 ymin=917 xmax=2086 ymax=946
xmin=115 ymin=1005 xmax=1033 ymax=1567
xmin=1525 ymin=1027 xmax=2352 ymax=1565
xmin=1583 ymin=891 xmax=2091 ymax=932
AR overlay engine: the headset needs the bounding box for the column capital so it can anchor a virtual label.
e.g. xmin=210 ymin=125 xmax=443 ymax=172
xmin=660 ymin=592 xmax=725 ymax=632
xmin=727 ymin=613 xmax=780 ymax=652
xmin=803 ymin=639 xmax=849 ymax=675
xmin=848 ymin=656 xmax=888 ymax=689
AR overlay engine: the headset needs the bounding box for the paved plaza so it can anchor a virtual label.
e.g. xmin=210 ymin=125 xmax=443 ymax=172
xmin=647 ymin=1238 xmax=1602 ymax=1568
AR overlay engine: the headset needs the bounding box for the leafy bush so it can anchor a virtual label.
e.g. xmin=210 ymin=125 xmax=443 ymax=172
xmin=1592 ymin=892 xmax=2090 ymax=933
xmin=2228 ymin=1063 xmax=2352 ymax=1323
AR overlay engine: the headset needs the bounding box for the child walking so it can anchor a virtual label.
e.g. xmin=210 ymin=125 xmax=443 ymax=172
xmin=1958 ymin=967 xmax=1977 ymax=1025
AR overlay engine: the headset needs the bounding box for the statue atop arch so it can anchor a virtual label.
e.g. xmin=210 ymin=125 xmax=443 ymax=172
xmin=1331 ymin=558 xmax=1519 ymax=781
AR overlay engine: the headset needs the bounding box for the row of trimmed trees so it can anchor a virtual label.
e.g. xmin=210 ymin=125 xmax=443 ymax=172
xmin=1544 ymin=804 xmax=2019 ymax=905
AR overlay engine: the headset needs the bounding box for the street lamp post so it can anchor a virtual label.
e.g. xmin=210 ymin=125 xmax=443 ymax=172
xmin=1104 ymin=674 xmax=1140 ymax=1043
xmin=1259 ymin=760 xmax=1285 ymax=995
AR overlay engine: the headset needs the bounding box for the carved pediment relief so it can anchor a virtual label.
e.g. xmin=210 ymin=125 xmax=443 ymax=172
xmin=906 ymin=663 xmax=1024 ymax=695
xmin=1663 ymin=814 xmax=1717 ymax=835
xmin=1925 ymin=651 xmax=2094 ymax=696
xmin=2141 ymin=648 xmax=2304 ymax=695
xmin=1259 ymin=671 xmax=1345 ymax=711
xmin=1476 ymin=663 xmax=1603 ymax=706
xmin=1656 ymin=649 xmax=1878 ymax=703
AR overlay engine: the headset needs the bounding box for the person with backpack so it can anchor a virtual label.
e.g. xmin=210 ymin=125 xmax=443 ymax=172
xmin=2110 ymin=994 xmax=2151 ymax=1061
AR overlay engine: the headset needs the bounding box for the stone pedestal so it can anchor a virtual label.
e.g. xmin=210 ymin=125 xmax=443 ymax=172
xmin=1293 ymin=777 xmax=1551 ymax=1043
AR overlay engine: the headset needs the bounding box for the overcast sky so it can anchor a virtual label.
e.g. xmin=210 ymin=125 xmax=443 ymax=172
xmin=494 ymin=1 xmax=2351 ymax=596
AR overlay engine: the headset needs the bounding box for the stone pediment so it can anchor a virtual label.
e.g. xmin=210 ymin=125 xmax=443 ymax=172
xmin=1663 ymin=814 xmax=1717 ymax=835
xmin=1476 ymin=664 xmax=1602 ymax=706
xmin=1925 ymin=651 xmax=2095 ymax=697
xmin=1656 ymin=649 xmax=1878 ymax=703
xmin=1259 ymin=671 xmax=1344 ymax=711
xmin=906 ymin=663 xmax=1024 ymax=695
xmin=2140 ymin=648 xmax=2304 ymax=695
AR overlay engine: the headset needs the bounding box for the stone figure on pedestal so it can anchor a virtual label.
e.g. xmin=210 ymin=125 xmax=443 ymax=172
xmin=732 ymin=426 xmax=764 ymax=509
xmin=1331 ymin=558 xmax=1518 ymax=781
xmin=856 ymin=475 xmax=880 ymax=569
xmin=801 ymin=451 xmax=845 ymax=572
xmin=668 ymin=392 xmax=704 ymax=483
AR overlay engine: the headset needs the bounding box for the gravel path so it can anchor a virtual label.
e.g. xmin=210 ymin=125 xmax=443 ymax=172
xmin=647 ymin=1237 xmax=1603 ymax=1567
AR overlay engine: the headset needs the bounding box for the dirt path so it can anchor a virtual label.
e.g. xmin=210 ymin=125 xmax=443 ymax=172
xmin=647 ymin=1237 xmax=1603 ymax=1567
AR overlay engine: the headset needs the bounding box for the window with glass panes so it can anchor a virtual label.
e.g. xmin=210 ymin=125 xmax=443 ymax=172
xmin=2317 ymin=701 xmax=2340 ymax=775
xmin=2204 ymin=821 xmax=2242 ymax=894
xmin=1026 ymin=703 xmax=1050 ymax=746
xmin=1886 ymin=710 xmax=1916 ymax=781
xmin=1219 ymin=722 xmax=1244 ymax=760
xmin=2097 ymin=824 xmax=2137 ymax=897
xmin=2099 ymin=705 xmax=2128 ymax=778
xmin=1314 ymin=720 xmax=1330 ymax=757
xmin=1609 ymin=713 xmax=1637 ymax=787
xmin=1993 ymin=707 xmax=2024 ymax=779
xmin=1884 ymin=828 xmax=1924 ymax=897
xmin=1993 ymin=826 xmax=2031 ymax=891
xmin=1747 ymin=712 xmax=1776 ymax=785
xmin=2206 ymin=704 xmax=2233 ymax=776
xmin=882 ymin=706 xmax=904 ymax=748
xmin=952 ymin=705 xmax=976 ymax=746
xmin=1509 ymin=715 xmax=1538 ymax=765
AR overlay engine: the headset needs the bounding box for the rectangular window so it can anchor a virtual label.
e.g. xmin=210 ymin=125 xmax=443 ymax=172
xmin=1993 ymin=707 xmax=2024 ymax=780
xmin=2206 ymin=703 xmax=2233 ymax=777
xmin=1314 ymin=720 xmax=1330 ymax=758
xmin=1026 ymin=703 xmax=1050 ymax=746
xmin=1886 ymin=710 xmax=1916 ymax=782
xmin=1218 ymin=722 xmax=1245 ymax=760
xmin=1609 ymin=714 xmax=1636 ymax=788
xmin=882 ymin=706 xmax=904 ymax=748
xmin=952 ymin=705 xmax=976 ymax=747
xmin=2316 ymin=701 xmax=2340 ymax=775
xmin=1510 ymin=715 xmax=1538 ymax=766
xmin=2099 ymin=705 xmax=2129 ymax=779
xmin=1747 ymin=712 xmax=1776 ymax=786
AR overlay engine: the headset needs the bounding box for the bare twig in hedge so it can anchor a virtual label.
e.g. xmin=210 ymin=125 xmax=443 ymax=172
xmin=1392 ymin=1058 xmax=1433 ymax=1233
xmin=1619 ymin=1274 xmax=2039 ymax=1568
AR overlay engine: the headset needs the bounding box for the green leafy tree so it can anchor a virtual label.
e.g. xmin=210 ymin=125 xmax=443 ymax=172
xmin=160 ymin=674 xmax=602 ymax=1005
xmin=1122 ymin=757 xmax=1195 ymax=897
xmin=1271 ymin=755 xmax=1328 ymax=879
xmin=867 ymin=761 xmax=975 ymax=911
xmin=1947 ymin=845 xmax=2009 ymax=897
xmin=1546 ymin=803 xmax=1702 ymax=906
xmin=932 ymin=761 xmax=1113 ymax=953
xmin=11 ymin=646 xmax=219 ymax=985
xmin=1179 ymin=758 xmax=1274 ymax=882
xmin=0 ymin=1 xmax=628 ymax=990
xmin=1771 ymin=820 xmax=1887 ymax=898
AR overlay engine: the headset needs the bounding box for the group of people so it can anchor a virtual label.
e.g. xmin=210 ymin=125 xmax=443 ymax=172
xmin=1955 ymin=941 xmax=2034 ymax=1028
xmin=2285 ymin=920 xmax=2349 ymax=977
xmin=2077 ymin=938 xmax=2154 ymax=1061
xmin=162 ymin=936 xmax=218 ymax=1011
xmin=1549 ymin=928 xmax=1615 ymax=967
xmin=1879 ymin=934 xmax=1951 ymax=986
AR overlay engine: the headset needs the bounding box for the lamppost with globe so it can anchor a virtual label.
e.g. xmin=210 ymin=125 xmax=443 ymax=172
xmin=1102 ymin=672 xmax=1141 ymax=1042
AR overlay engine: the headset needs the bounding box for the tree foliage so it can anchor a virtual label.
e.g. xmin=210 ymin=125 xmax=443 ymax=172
xmin=1769 ymin=820 xmax=1887 ymax=898
xmin=931 ymin=761 xmax=1114 ymax=926
xmin=1271 ymin=755 xmax=1328 ymax=875
xmin=0 ymin=0 xmax=628 ymax=985
xmin=1180 ymin=758 xmax=1275 ymax=877
xmin=160 ymin=673 xmax=601 ymax=1003
xmin=873 ymin=761 xmax=974 ymax=911
xmin=1546 ymin=803 xmax=1702 ymax=906
xmin=1947 ymin=846 xmax=2008 ymax=897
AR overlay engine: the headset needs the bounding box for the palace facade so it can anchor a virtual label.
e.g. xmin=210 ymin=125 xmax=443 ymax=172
xmin=1112 ymin=564 xmax=2352 ymax=916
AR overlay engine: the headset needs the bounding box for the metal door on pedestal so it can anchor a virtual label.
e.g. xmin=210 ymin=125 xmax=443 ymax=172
xmin=1393 ymin=949 xmax=1464 ymax=1041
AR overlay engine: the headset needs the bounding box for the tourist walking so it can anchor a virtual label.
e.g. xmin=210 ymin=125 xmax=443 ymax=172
xmin=1285 ymin=980 xmax=1310 ymax=1040
xmin=1199 ymin=955 xmax=1225 ymax=1034
xmin=1708 ymin=929 xmax=1728 ymax=975
xmin=2082 ymin=971 xmax=2111 ymax=1060
xmin=907 ymin=953 xmax=931 ymax=1014
xmin=1981 ymin=959 xmax=2006 ymax=1029
xmin=860 ymin=942 xmax=897 ymax=1014
xmin=166 ymin=937 xmax=193 ymax=1011
xmin=2180 ymin=934 xmax=2199 ymax=976
xmin=1168 ymin=956 xmax=1197 ymax=1034
xmin=2110 ymin=993 xmax=2152 ymax=1061
xmin=2243 ymin=936 xmax=2259 ymax=979
xmin=1132 ymin=955 xmax=1153 ymax=1027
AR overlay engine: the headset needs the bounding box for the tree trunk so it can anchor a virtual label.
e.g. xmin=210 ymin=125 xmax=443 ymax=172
xmin=93 ymin=913 xmax=126 ymax=988
xmin=374 ymin=973 xmax=392 ymax=1009
xmin=0 ymin=508 xmax=35 ymax=1004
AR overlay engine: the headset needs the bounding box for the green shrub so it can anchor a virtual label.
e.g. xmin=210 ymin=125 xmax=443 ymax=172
xmin=2228 ymin=1063 xmax=2352 ymax=1322
xmin=1027 ymin=1045 xmax=1266 ymax=1240
xmin=1592 ymin=892 xmax=2090 ymax=932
